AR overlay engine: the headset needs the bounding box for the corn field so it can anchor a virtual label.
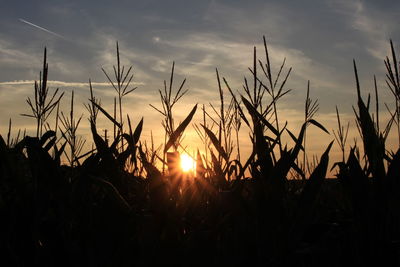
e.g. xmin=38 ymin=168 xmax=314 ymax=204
xmin=1 ymin=37 xmax=400 ymax=266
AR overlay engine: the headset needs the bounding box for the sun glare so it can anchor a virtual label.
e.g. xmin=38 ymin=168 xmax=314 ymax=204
xmin=180 ymin=154 xmax=196 ymax=173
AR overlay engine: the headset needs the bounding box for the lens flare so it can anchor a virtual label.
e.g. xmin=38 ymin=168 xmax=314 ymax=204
xmin=180 ymin=153 xmax=195 ymax=173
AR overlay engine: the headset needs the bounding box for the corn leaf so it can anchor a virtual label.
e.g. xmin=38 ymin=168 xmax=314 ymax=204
xmin=353 ymin=60 xmax=385 ymax=180
xmin=133 ymin=117 xmax=144 ymax=145
xmin=241 ymin=96 xmax=279 ymax=136
xmin=91 ymin=100 xmax=122 ymax=129
xmin=39 ymin=130 xmax=55 ymax=147
xmin=201 ymin=124 xmax=229 ymax=162
xmin=164 ymin=104 xmax=197 ymax=152
xmin=308 ymin=119 xmax=329 ymax=134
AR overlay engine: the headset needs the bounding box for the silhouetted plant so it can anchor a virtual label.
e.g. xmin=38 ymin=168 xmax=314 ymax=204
xmin=102 ymin=42 xmax=137 ymax=150
xmin=150 ymin=62 xmax=197 ymax=173
xmin=2 ymin=37 xmax=400 ymax=267
xmin=302 ymin=81 xmax=320 ymax=176
xmin=385 ymin=40 xmax=400 ymax=145
xmin=333 ymin=106 xmax=350 ymax=162
xmin=59 ymin=91 xmax=85 ymax=166
xmin=21 ymin=48 xmax=64 ymax=137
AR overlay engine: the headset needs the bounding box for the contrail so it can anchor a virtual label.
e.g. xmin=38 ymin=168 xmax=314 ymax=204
xmin=19 ymin=18 xmax=64 ymax=39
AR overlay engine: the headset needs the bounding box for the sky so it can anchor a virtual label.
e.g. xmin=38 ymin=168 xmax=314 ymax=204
xmin=0 ymin=0 xmax=399 ymax=171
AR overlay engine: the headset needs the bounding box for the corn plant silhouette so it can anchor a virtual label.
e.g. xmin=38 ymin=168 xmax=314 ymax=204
xmin=1 ymin=37 xmax=400 ymax=267
xmin=21 ymin=48 xmax=64 ymax=137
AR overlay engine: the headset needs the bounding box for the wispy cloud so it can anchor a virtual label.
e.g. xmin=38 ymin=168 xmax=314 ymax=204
xmin=329 ymin=0 xmax=392 ymax=61
xmin=0 ymin=0 xmax=398 ymax=162
xmin=0 ymin=80 xmax=144 ymax=87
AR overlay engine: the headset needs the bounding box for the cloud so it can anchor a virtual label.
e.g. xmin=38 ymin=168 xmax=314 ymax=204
xmin=328 ymin=0 xmax=394 ymax=61
xmin=0 ymin=0 xmax=399 ymax=169
xmin=0 ymin=80 xmax=144 ymax=87
xmin=0 ymin=38 xmax=40 ymax=70
xmin=152 ymin=32 xmax=344 ymax=110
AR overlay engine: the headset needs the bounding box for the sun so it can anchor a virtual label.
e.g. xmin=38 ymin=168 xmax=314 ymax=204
xmin=180 ymin=153 xmax=196 ymax=173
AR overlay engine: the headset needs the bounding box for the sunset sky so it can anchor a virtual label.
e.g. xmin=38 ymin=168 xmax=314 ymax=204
xmin=1 ymin=0 xmax=399 ymax=169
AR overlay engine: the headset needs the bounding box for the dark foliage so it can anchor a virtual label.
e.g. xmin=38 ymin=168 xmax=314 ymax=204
xmin=1 ymin=38 xmax=400 ymax=267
